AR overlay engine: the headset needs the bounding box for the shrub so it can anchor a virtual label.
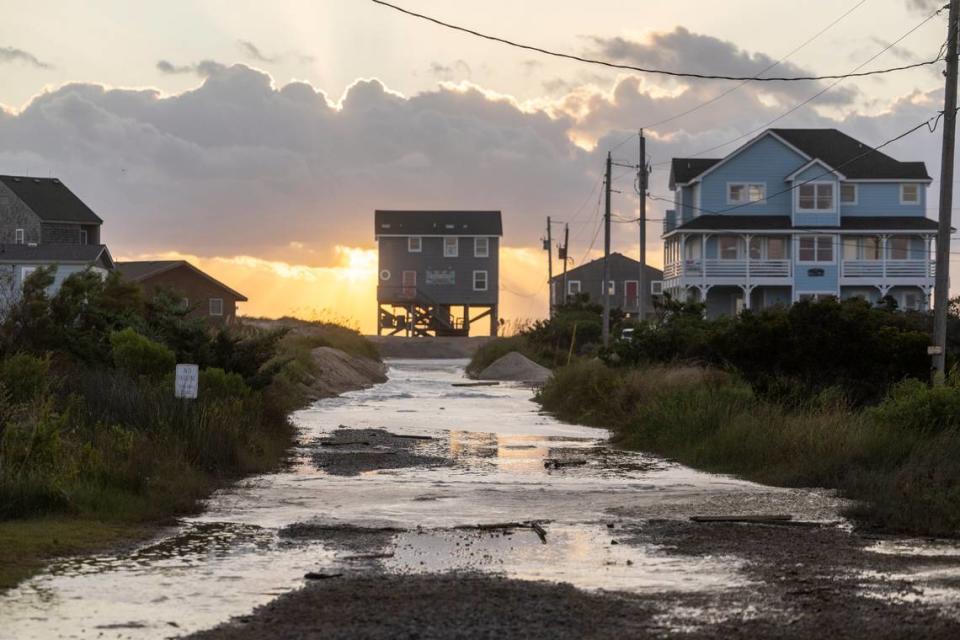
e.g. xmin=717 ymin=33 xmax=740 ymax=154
xmin=200 ymin=367 xmax=250 ymax=400
xmin=110 ymin=328 xmax=176 ymax=379
xmin=0 ymin=353 xmax=50 ymax=404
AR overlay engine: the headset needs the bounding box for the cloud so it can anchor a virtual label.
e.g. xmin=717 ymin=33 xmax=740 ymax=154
xmin=906 ymin=0 xmax=943 ymax=12
xmin=237 ymin=40 xmax=276 ymax=64
xmin=156 ymin=59 xmax=227 ymax=76
xmin=0 ymin=46 xmax=52 ymax=69
xmin=428 ymin=60 xmax=472 ymax=81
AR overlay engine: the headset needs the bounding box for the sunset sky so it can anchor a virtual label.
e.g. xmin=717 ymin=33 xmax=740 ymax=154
xmin=0 ymin=0 xmax=950 ymax=332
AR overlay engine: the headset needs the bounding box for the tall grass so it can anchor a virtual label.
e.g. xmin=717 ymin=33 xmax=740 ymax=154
xmin=539 ymin=360 xmax=960 ymax=536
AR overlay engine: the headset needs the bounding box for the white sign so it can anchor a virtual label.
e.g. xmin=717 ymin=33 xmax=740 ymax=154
xmin=928 ymin=346 xmax=944 ymax=356
xmin=175 ymin=364 xmax=199 ymax=399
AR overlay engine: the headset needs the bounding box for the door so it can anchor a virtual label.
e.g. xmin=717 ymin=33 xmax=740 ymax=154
xmin=402 ymin=270 xmax=417 ymax=299
xmin=624 ymin=280 xmax=638 ymax=311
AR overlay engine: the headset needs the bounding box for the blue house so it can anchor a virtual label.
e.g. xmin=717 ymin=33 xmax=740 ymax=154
xmin=662 ymin=129 xmax=934 ymax=317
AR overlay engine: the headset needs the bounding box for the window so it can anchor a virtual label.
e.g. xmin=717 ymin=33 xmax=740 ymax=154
xmin=901 ymin=184 xmax=920 ymax=204
xmin=474 ymin=237 xmax=489 ymax=257
xmin=379 ymin=269 xmax=391 ymax=281
xmin=684 ymin=237 xmax=701 ymax=260
xmin=798 ymin=236 xmax=833 ymax=262
xmin=798 ymin=183 xmax=834 ymax=211
xmin=798 ymin=293 xmax=835 ymax=303
xmin=718 ymin=236 xmax=740 ymax=260
xmin=408 ymin=236 xmax=422 ymax=253
xmin=749 ymin=237 xmax=762 ymax=260
xmin=606 ymin=280 xmax=615 ymax=295
xmin=889 ymin=237 xmax=910 ymax=260
xmin=444 ymin=237 xmax=458 ymax=257
xmin=15 ymin=228 xmax=24 ymax=245
xmin=568 ymin=280 xmax=581 ymax=295
xmin=727 ymin=183 xmax=765 ymax=204
xmin=651 ymin=281 xmax=663 ymax=295
xmin=840 ymin=184 xmax=857 ymax=205
xmin=181 ymin=298 xmax=190 ymax=310
xmin=20 ymin=266 xmax=36 ymax=289
xmin=79 ymin=229 xmax=88 ymax=245
xmin=902 ymin=291 xmax=921 ymax=311
xmin=209 ymin=298 xmax=224 ymax=316
xmin=473 ymin=270 xmax=488 ymax=291
xmin=767 ymin=237 xmax=787 ymax=260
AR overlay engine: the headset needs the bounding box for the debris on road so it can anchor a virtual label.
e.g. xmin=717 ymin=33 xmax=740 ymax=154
xmin=544 ymin=458 xmax=588 ymax=469
xmin=451 ymin=381 xmax=500 ymax=387
xmin=690 ymin=515 xmax=793 ymax=524
xmin=303 ymin=572 xmax=343 ymax=580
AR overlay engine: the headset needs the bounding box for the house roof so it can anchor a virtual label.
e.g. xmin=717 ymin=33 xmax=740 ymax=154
xmin=0 ymin=243 xmax=114 ymax=267
xmin=0 ymin=175 xmax=103 ymax=224
xmin=670 ymin=129 xmax=931 ymax=186
xmin=374 ymin=210 xmax=503 ymax=237
xmin=116 ymin=260 xmax=248 ymax=301
xmin=550 ymin=252 xmax=663 ymax=282
xmin=668 ymin=214 xmax=939 ymax=233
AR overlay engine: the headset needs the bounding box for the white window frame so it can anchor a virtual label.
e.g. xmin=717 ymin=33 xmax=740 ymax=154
xmin=79 ymin=229 xmax=88 ymax=245
xmin=379 ymin=269 xmax=391 ymax=281
xmin=209 ymin=298 xmax=224 ymax=317
xmin=797 ymin=235 xmax=835 ymax=264
xmin=717 ymin=235 xmax=741 ymax=260
xmin=840 ymin=183 xmax=858 ymax=205
xmin=15 ymin=228 xmax=25 ymax=245
xmin=796 ymin=182 xmax=836 ymax=212
xmin=472 ymin=270 xmax=488 ymax=292
xmin=606 ymin=280 xmax=616 ymax=296
xmin=651 ymin=280 xmax=663 ymax=295
xmin=900 ymin=183 xmax=920 ymax=205
xmin=888 ymin=236 xmax=910 ymax=261
xmin=20 ymin=266 xmax=37 ymax=289
xmin=766 ymin=237 xmax=788 ymax=260
xmin=407 ymin=236 xmax=422 ymax=253
xmin=568 ymin=280 xmax=581 ymax=296
xmin=443 ymin=237 xmax=458 ymax=258
xmin=726 ymin=182 xmax=766 ymax=205
xmin=474 ymin=236 xmax=489 ymax=258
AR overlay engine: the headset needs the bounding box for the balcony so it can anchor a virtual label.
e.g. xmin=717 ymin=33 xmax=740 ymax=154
xmin=841 ymin=259 xmax=934 ymax=280
xmin=664 ymin=259 xmax=791 ymax=281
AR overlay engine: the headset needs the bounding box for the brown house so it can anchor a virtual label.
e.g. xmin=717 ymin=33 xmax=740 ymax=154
xmin=117 ymin=260 xmax=248 ymax=324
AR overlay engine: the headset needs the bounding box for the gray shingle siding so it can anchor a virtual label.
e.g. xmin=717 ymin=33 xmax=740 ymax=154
xmin=378 ymin=235 xmax=499 ymax=305
xmin=0 ymin=182 xmax=42 ymax=244
xmin=551 ymin=253 xmax=663 ymax=309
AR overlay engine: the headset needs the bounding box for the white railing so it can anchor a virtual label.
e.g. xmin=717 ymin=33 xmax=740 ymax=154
xmin=663 ymin=259 xmax=790 ymax=280
xmin=842 ymin=259 xmax=934 ymax=278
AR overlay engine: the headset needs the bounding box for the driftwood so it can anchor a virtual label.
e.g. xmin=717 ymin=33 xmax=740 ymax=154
xmin=457 ymin=520 xmax=550 ymax=543
xmin=544 ymin=459 xmax=588 ymax=469
xmin=304 ymin=572 xmax=344 ymax=580
xmin=320 ymin=441 xmax=371 ymax=447
xmin=690 ymin=515 xmax=793 ymax=524
xmin=340 ymin=552 xmax=395 ymax=561
xmin=451 ymin=381 xmax=500 ymax=387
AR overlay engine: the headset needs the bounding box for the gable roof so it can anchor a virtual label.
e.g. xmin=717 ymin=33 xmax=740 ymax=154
xmin=0 ymin=243 xmax=114 ymax=268
xmin=550 ymin=252 xmax=663 ymax=282
xmin=375 ymin=210 xmax=503 ymax=237
xmin=0 ymin=176 xmax=103 ymax=224
xmin=116 ymin=260 xmax=248 ymax=301
xmin=670 ymin=129 xmax=931 ymax=186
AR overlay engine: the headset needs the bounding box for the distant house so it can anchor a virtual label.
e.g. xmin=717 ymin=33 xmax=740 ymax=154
xmin=0 ymin=175 xmax=112 ymax=303
xmin=550 ymin=253 xmax=663 ymax=316
xmin=375 ymin=210 xmax=502 ymax=336
xmin=116 ymin=260 xmax=248 ymax=324
xmin=663 ymin=128 xmax=934 ymax=318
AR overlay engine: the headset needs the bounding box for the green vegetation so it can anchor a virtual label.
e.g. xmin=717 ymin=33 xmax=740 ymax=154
xmin=0 ymin=267 xmax=377 ymax=588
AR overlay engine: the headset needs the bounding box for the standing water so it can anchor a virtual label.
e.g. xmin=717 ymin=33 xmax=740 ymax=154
xmin=0 ymin=359 xmax=842 ymax=639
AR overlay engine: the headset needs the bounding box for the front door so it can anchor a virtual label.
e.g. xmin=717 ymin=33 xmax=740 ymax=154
xmin=402 ymin=270 xmax=417 ymax=299
xmin=624 ymin=280 xmax=639 ymax=310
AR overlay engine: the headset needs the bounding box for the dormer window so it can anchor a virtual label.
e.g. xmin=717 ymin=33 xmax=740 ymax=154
xmin=900 ymin=184 xmax=920 ymax=204
xmin=15 ymin=228 xmax=24 ymax=245
xmin=798 ymin=183 xmax=834 ymax=211
xmin=727 ymin=183 xmax=765 ymax=205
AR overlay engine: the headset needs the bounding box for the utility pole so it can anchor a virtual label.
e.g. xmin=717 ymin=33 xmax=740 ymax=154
xmin=933 ymin=0 xmax=959 ymax=383
xmin=602 ymin=152 xmax=612 ymax=347
xmin=638 ymin=130 xmax=648 ymax=320
xmin=546 ymin=216 xmax=554 ymax=318
xmin=561 ymin=223 xmax=570 ymax=307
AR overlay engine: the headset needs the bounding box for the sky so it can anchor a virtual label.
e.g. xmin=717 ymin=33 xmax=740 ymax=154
xmin=0 ymin=0 xmax=951 ymax=333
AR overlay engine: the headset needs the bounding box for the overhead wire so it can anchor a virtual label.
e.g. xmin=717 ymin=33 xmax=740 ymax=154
xmin=370 ymin=0 xmax=946 ymax=82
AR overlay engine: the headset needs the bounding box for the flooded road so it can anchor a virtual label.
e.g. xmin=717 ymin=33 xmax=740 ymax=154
xmin=3 ymin=359 xmax=960 ymax=639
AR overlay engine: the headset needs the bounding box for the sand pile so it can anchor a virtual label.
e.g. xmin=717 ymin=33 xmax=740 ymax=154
xmin=477 ymin=352 xmax=551 ymax=384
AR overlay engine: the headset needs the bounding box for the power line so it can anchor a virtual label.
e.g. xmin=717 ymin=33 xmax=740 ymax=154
xmin=652 ymin=5 xmax=950 ymax=166
xmin=371 ymin=0 xmax=946 ymax=82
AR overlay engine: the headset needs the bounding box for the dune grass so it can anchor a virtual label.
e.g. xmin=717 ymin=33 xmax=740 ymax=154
xmin=538 ymin=360 xmax=960 ymax=536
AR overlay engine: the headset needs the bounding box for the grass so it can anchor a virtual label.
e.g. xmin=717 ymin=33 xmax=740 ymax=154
xmin=538 ymin=360 xmax=960 ymax=536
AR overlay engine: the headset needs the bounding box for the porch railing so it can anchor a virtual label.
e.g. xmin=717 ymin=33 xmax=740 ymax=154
xmin=664 ymin=259 xmax=791 ymax=279
xmin=841 ymin=259 xmax=934 ymax=278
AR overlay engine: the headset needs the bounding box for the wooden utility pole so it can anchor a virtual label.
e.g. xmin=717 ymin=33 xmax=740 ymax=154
xmin=638 ymin=130 xmax=648 ymax=320
xmin=933 ymin=0 xmax=959 ymax=383
xmin=602 ymin=152 xmax=612 ymax=347
xmin=546 ymin=216 xmax=554 ymax=317
xmin=561 ymin=223 xmax=569 ymax=306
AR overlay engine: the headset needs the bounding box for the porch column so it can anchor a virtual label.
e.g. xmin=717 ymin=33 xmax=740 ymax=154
xmin=702 ymin=233 xmax=712 ymax=290
xmin=743 ymin=233 xmax=752 ymax=292
xmin=680 ymin=234 xmax=687 ymax=279
xmin=880 ymin=234 xmax=888 ymax=283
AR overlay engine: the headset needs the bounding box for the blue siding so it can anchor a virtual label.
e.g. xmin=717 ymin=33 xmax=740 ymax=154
xmin=794 ymin=263 xmax=838 ymax=293
xmin=679 ymin=186 xmax=697 ymax=221
xmin=842 ymin=183 xmax=927 ymax=216
xmin=699 ymin=135 xmax=806 ymax=215
xmin=794 ymin=212 xmax=838 ymax=226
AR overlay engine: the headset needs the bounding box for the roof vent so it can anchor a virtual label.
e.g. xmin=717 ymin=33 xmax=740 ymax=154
xmin=32 ymin=179 xmax=40 ymax=183
xmin=52 ymin=178 xmax=60 ymax=184
xmin=12 ymin=178 xmax=21 ymax=182
xmin=27 ymin=242 xmax=38 ymax=247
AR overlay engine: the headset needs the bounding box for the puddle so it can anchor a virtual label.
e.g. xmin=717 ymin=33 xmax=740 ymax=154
xmin=0 ymin=359 xmax=836 ymax=639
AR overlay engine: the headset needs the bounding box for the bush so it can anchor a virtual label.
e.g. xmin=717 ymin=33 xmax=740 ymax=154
xmin=200 ymin=367 xmax=250 ymax=400
xmin=0 ymin=353 xmax=50 ymax=404
xmin=110 ymin=328 xmax=176 ymax=379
